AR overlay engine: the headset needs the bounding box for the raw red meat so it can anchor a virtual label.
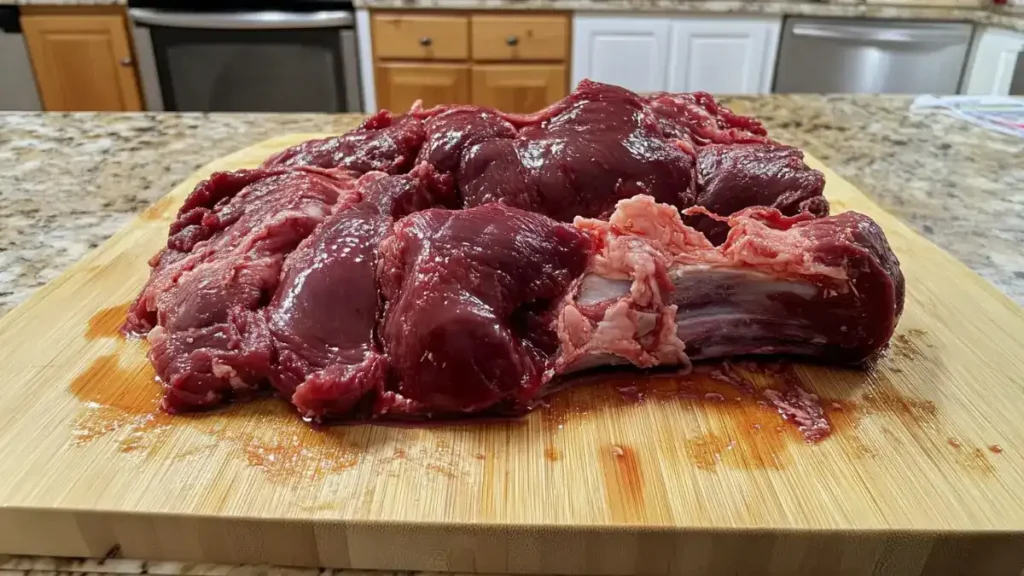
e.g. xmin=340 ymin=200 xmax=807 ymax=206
xmin=262 ymin=110 xmax=425 ymax=174
xmin=376 ymin=203 xmax=591 ymax=416
xmin=126 ymin=80 xmax=904 ymax=423
xmin=689 ymin=143 xmax=828 ymax=244
xmin=457 ymin=80 xmax=699 ymax=222
xmin=645 ymin=91 xmax=773 ymax=145
xmin=125 ymin=166 xmax=361 ymax=411
xmin=265 ymin=165 xmax=455 ymax=419
xmin=558 ymin=196 xmax=904 ymax=375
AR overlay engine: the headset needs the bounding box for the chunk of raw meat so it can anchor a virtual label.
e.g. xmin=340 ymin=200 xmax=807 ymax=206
xmin=645 ymin=91 xmax=772 ymax=145
xmin=265 ymin=166 xmax=455 ymax=420
xmin=127 ymin=80 xmax=900 ymax=423
xmin=415 ymin=106 xmax=517 ymax=174
xmin=376 ymin=203 xmax=592 ymax=415
xmin=262 ymin=110 xmax=426 ymax=174
xmin=458 ymin=80 xmax=698 ymax=222
xmin=558 ymin=196 xmax=905 ymax=373
xmin=689 ymin=144 xmax=828 ymax=244
xmin=125 ymin=166 xmax=361 ymax=411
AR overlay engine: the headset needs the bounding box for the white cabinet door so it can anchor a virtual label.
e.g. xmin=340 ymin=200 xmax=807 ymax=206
xmin=572 ymin=15 xmax=669 ymax=94
xmin=963 ymin=26 xmax=1024 ymax=96
xmin=666 ymin=16 xmax=781 ymax=94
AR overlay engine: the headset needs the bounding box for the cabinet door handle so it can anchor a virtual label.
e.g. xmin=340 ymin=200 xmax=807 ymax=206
xmin=419 ymin=37 xmax=432 ymax=47
xmin=506 ymin=35 xmax=519 ymax=46
xmin=119 ymin=57 xmax=134 ymax=67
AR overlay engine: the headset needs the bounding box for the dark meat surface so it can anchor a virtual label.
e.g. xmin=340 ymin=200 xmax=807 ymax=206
xmin=690 ymin=143 xmax=828 ymax=244
xmin=377 ymin=203 xmax=592 ymax=415
xmin=126 ymin=79 xmax=905 ymax=423
xmin=125 ymin=166 xmax=361 ymax=411
xmin=458 ymin=80 xmax=699 ymax=222
xmin=263 ymin=111 xmax=426 ymax=174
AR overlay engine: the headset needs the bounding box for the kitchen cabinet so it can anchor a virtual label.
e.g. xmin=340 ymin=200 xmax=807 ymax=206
xmin=570 ymin=16 xmax=669 ymax=94
xmin=368 ymin=11 xmax=570 ymax=113
xmin=20 ymin=7 xmax=141 ymax=112
xmin=375 ymin=62 xmax=470 ymax=111
xmin=962 ymin=26 xmax=1024 ymax=96
xmin=572 ymin=14 xmax=781 ymax=95
xmin=471 ymin=64 xmax=566 ymax=111
xmin=666 ymin=17 xmax=780 ymax=94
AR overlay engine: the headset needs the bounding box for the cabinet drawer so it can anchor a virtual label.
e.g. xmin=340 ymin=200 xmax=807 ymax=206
xmin=372 ymin=14 xmax=469 ymax=60
xmin=471 ymin=15 xmax=569 ymax=62
xmin=471 ymin=64 xmax=566 ymax=114
xmin=376 ymin=62 xmax=470 ymax=111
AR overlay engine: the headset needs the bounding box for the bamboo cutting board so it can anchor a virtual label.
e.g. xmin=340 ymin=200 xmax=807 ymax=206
xmin=1 ymin=135 xmax=1024 ymax=576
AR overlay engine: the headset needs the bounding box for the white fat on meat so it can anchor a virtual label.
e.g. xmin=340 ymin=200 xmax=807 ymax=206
xmin=556 ymin=195 xmax=855 ymax=373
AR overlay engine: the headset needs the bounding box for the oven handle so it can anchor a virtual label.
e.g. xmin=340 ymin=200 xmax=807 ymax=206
xmin=129 ymin=8 xmax=354 ymax=30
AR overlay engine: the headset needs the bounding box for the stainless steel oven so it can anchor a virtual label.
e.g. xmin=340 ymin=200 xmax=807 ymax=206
xmin=128 ymin=1 xmax=361 ymax=112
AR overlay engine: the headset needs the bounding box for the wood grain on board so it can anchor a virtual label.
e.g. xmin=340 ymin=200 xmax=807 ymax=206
xmin=1 ymin=135 xmax=1023 ymax=576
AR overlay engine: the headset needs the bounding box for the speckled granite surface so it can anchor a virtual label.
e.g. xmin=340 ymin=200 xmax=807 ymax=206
xmin=1 ymin=97 xmax=1022 ymax=319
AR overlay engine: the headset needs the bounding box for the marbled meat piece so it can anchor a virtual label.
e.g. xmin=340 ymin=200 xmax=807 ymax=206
xmin=645 ymin=91 xmax=773 ymax=145
xmin=558 ymin=196 xmax=905 ymax=374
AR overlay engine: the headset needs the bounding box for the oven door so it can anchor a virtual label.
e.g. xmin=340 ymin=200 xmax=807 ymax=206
xmin=129 ymin=9 xmax=361 ymax=112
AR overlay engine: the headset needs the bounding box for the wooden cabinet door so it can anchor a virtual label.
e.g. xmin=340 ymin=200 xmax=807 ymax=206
xmin=666 ymin=17 xmax=781 ymax=95
xmin=21 ymin=12 xmax=141 ymax=111
xmin=571 ymin=16 xmax=669 ymax=94
xmin=375 ymin=63 xmax=470 ymax=111
xmin=471 ymin=64 xmax=566 ymax=114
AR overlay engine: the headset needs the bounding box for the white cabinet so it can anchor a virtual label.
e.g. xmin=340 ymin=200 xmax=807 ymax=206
xmin=571 ymin=16 xmax=669 ymax=94
xmin=667 ymin=17 xmax=781 ymax=94
xmin=962 ymin=26 xmax=1024 ymax=96
xmin=572 ymin=14 xmax=781 ymax=95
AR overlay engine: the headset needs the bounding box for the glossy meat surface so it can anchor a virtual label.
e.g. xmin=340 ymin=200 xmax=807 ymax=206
xmin=377 ymin=203 xmax=592 ymax=415
xmin=127 ymin=80 xmax=904 ymax=423
xmin=263 ymin=111 xmax=426 ymax=174
xmin=126 ymin=167 xmax=361 ymax=411
xmin=690 ymin=144 xmax=828 ymax=244
xmin=458 ymin=81 xmax=699 ymax=222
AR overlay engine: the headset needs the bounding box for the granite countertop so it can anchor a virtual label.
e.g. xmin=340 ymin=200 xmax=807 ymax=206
xmin=1 ymin=96 xmax=1023 ymax=319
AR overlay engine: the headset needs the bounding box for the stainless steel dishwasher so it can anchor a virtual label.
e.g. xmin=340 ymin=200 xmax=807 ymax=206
xmin=774 ymin=18 xmax=973 ymax=94
xmin=0 ymin=6 xmax=42 ymax=111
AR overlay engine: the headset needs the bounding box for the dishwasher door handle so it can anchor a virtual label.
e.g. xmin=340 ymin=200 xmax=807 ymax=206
xmin=129 ymin=8 xmax=354 ymax=30
xmin=790 ymin=23 xmax=967 ymax=45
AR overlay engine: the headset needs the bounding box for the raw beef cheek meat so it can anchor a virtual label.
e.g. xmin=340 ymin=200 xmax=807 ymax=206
xmin=689 ymin=144 xmax=828 ymax=245
xmin=265 ymin=166 xmax=456 ymax=420
xmin=557 ymin=196 xmax=905 ymax=374
xmin=125 ymin=166 xmax=362 ymax=411
xmin=457 ymin=81 xmax=698 ymax=222
xmin=376 ymin=203 xmax=592 ymax=415
xmin=125 ymin=80 xmax=902 ymax=422
xmin=263 ymin=110 xmax=426 ymax=174
xmin=254 ymin=80 xmax=828 ymax=239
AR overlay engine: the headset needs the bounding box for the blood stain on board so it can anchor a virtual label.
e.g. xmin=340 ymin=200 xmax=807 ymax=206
xmin=601 ymin=444 xmax=647 ymax=522
xmin=68 ymin=350 xmax=365 ymax=480
xmin=961 ymin=447 xmax=996 ymax=477
xmin=544 ymin=446 xmax=561 ymax=462
xmin=989 ymin=445 xmax=1004 ymax=454
xmin=85 ymin=303 xmax=132 ymax=340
